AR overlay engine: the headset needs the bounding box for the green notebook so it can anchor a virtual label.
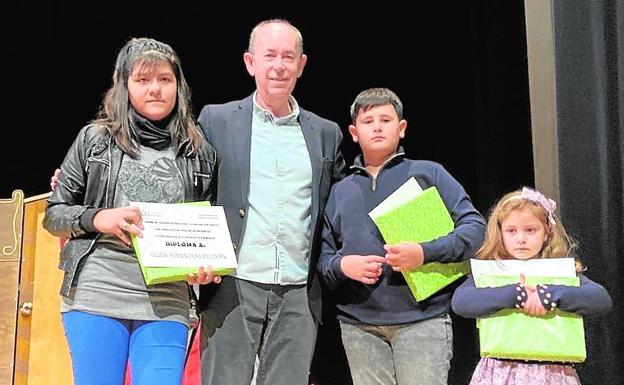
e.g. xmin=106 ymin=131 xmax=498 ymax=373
xmin=131 ymin=201 xmax=236 ymax=285
xmin=371 ymin=185 xmax=468 ymax=301
xmin=476 ymin=274 xmax=585 ymax=362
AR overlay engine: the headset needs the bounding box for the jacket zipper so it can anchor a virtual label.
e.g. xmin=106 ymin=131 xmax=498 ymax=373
xmin=352 ymin=152 xmax=405 ymax=192
xmin=85 ymin=157 xmax=109 ymax=173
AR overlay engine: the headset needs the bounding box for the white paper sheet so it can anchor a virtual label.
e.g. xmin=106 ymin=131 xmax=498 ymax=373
xmin=131 ymin=202 xmax=237 ymax=269
xmin=470 ymin=258 xmax=577 ymax=284
xmin=368 ymin=177 xmax=424 ymax=220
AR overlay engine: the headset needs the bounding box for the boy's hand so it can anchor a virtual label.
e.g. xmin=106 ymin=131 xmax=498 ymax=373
xmin=384 ymin=243 xmax=424 ymax=271
xmin=340 ymin=254 xmax=386 ymax=285
xmin=187 ymin=266 xmax=222 ymax=285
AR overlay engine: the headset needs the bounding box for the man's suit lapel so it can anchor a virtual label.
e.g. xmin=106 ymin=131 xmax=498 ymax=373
xmin=300 ymin=110 xmax=322 ymax=225
xmin=232 ymin=97 xmax=253 ymax=205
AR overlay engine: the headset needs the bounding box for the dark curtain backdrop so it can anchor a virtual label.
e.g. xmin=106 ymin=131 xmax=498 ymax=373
xmin=4 ymin=2 xmax=543 ymax=385
xmin=553 ymin=1 xmax=624 ymax=385
xmin=4 ymin=1 xmax=532 ymax=207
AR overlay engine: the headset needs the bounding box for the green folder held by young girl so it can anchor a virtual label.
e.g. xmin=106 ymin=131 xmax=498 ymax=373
xmin=476 ymin=273 xmax=585 ymax=362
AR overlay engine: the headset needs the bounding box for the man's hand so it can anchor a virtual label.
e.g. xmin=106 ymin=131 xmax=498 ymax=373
xmin=93 ymin=206 xmax=144 ymax=245
xmin=340 ymin=254 xmax=386 ymax=284
xmin=50 ymin=168 xmax=61 ymax=190
xmin=384 ymin=242 xmax=424 ymax=271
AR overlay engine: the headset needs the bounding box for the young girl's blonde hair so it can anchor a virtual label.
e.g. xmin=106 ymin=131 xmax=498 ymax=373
xmin=476 ymin=188 xmax=582 ymax=271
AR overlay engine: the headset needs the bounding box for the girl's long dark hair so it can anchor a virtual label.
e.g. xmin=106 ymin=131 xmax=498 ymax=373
xmin=93 ymin=37 xmax=204 ymax=158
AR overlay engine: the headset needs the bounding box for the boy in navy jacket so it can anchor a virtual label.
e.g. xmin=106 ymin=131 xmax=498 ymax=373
xmin=318 ymin=88 xmax=486 ymax=385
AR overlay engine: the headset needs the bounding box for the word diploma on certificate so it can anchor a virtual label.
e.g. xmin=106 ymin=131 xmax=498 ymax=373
xmin=130 ymin=202 xmax=237 ymax=284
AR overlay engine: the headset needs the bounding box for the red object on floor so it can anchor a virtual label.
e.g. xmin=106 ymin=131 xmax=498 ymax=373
xmin=123 ymin=324 xmax=201 ymax=385
xmin=182 ymin=323 xmax=201 ymax=385
xmin=124 ymin=362 xmax=131 ymax=385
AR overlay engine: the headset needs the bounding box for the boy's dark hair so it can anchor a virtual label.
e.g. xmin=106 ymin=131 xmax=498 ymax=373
xmin=350 ymin=88 xmax=403 ymax=122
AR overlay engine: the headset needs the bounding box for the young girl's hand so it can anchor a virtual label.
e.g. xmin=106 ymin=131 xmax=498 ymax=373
xmin=384 ymin=243 xmax=424 ymax=271
xmin=340 ymin=254 xmax=386 ymax=284
xmin=523 ymin=288 xmax=547 ymax=316
xmin=519 ymin=274 xmax=547 ymax=316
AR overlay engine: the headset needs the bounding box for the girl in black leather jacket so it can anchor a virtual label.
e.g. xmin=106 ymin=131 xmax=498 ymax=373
xmin=43 ymin=37 xmax=219 ymax=385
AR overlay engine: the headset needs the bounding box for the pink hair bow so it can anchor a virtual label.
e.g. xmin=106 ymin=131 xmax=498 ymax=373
xmin=521 ymin=187 xmax=557 ymax=225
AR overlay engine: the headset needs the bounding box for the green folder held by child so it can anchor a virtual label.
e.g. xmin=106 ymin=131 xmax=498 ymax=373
xmin=370 ymin=182 xmax=469 ymax=301
xmin=131 ymin=201 xmax=236 ymax=285
xmin=476 ymin=274 xmax=585 ymax=362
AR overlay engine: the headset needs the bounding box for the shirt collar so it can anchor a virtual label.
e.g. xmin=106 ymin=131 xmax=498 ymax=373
xmin=352 ymin=147 xmax=406 ymax=172
xmin=252 ymin=91 xmax=300 ymax=125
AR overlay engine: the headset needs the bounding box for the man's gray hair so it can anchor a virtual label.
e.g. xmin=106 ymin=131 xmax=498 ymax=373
xmin=248 ymin=19 xmax=304 ymax=55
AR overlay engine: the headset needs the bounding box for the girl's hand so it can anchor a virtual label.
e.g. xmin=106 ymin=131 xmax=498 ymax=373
xmin=93 ymin=206 xmax=144 ymax=245
xmin=340 ymin=254 xmax=386 ymax=285
xmin=523 ymin=288 xmax=548 ymax=316
xmin=187 ymin=266 xmax=222 ymax=285
xmin=384 ymin=243 xmax=424 ymax=271
xmin=520 ymin=274 xmax=547 ymax=316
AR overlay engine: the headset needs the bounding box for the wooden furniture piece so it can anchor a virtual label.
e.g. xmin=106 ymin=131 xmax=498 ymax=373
xmin=0 ymin=190 xmax=72 ymax=385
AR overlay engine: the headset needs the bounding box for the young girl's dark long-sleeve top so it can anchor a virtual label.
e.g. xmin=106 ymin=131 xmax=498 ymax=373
xmin=451 ymin=270 xmax=613 ymax=319
xmin=318 ymin=152 xmax=486 ymax=325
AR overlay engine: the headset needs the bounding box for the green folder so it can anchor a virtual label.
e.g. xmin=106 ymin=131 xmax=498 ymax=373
xmin=131 ymin=201 xmax=235 ymax=285
xmin=371 ymin=186 xmax=469 ymax=301
xmin=476 ymin=274 xmax=585 ymax=362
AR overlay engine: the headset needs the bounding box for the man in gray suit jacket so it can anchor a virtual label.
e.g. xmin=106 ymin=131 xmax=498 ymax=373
xmin=196 ymin=19 xmax=346 ymax=385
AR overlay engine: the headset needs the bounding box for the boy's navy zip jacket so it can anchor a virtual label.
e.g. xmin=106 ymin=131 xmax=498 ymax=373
xmin=318 ymin=150 xmax=486 ymax=325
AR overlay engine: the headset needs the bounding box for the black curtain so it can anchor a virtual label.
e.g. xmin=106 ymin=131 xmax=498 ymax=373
xmin=553 ymin=1 xmax=624 ymax=384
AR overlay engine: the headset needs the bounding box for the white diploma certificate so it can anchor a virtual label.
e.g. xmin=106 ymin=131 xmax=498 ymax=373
xmin=131 ymin=202 xmax=238 ymax=269
xmin=470 ymin=257 xmax=577 ymax=284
